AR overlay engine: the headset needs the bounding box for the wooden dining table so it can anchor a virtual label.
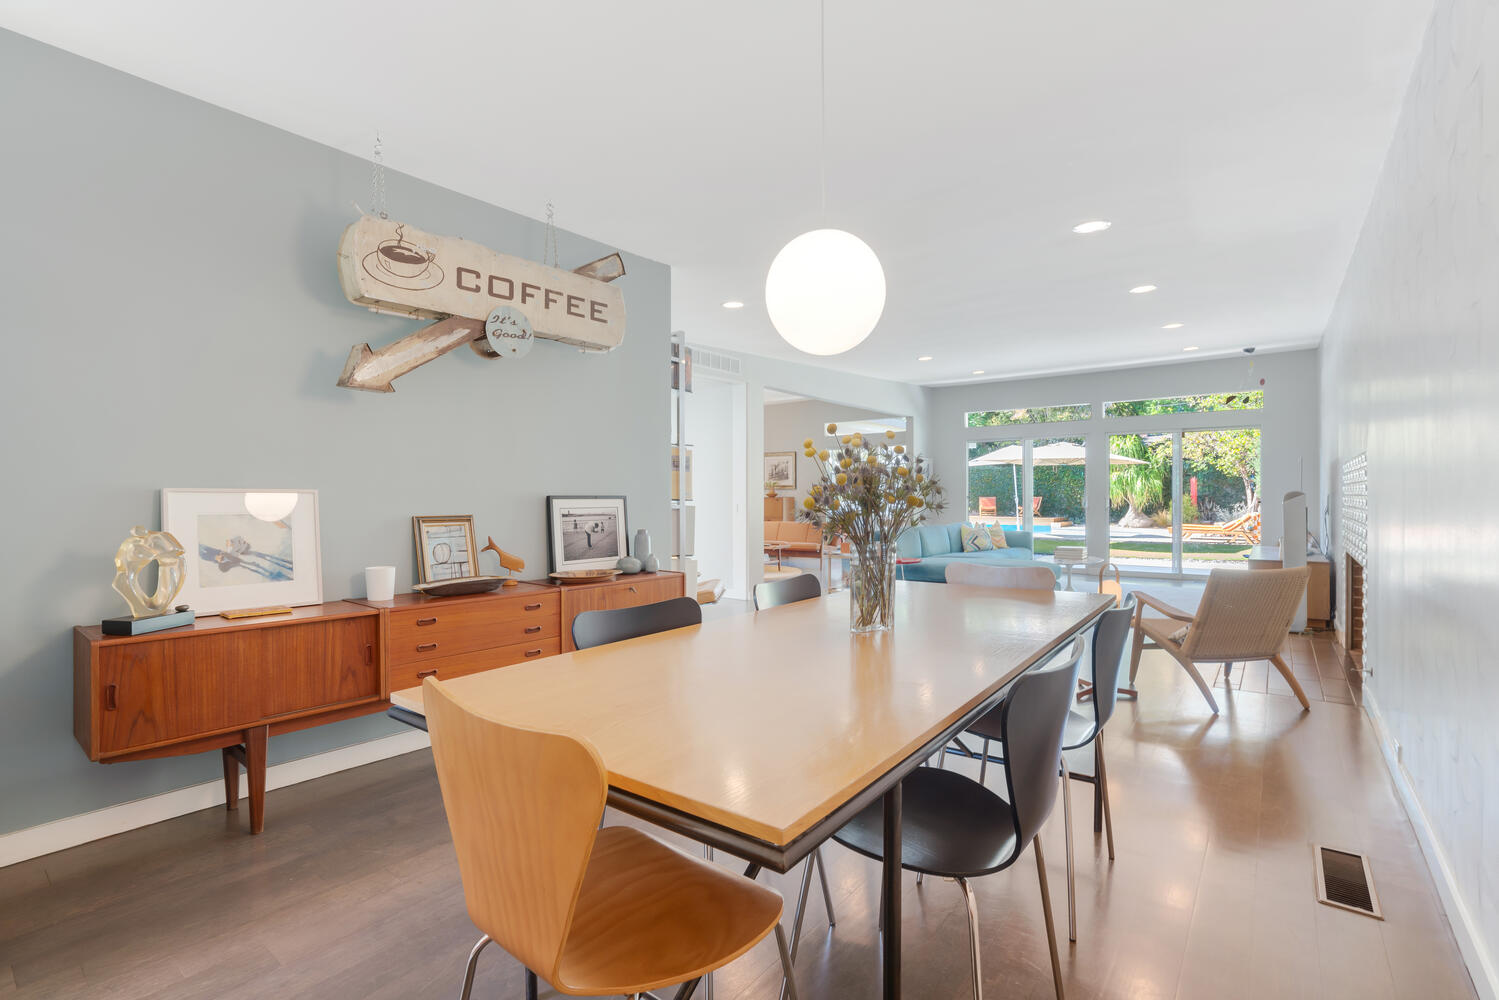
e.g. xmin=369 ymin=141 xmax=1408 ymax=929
xmin=388 ymin=581 xmax=1112 ymax=999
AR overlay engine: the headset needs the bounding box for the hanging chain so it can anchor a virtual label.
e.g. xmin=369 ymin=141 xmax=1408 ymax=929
xmin=819 ymin=0 xmax=827 ymax=217
xmin=369 ymin=131 xmax=388 ymax=220
xmin=544 ymin=202 xmax=559 ymax=267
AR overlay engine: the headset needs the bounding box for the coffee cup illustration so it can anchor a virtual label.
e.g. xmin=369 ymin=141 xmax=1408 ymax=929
xmin=362 ymin=223 xmax=444 ymax=290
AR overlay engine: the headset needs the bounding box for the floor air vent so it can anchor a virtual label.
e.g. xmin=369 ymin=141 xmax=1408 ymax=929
xmin=1314 ymin=845 xmax=1383 ymax=919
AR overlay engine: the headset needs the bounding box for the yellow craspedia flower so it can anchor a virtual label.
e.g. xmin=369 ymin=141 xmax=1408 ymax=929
xmin=886 ymin=429 xmax=896 ymax=439
xmin=811 ymin=484 xmax=822 ymax=495
xmin=826 ymin=423 xmax=837 ymax=434
xmin=841 ymin=435 xmax=852 ymax=444
xmin=885 ymin=493 xmax=898 ymax=504
xmin=895 ymin=444 xmax=905 ymax=454
xmin=840 ymin=457 xmax=853 ymax=469
xmin=906 ymin=495 xmax=924 ymax=508
xmin=803 ymin=497 xmax=815 ymax=510
xmin=895 ymin=466 xmax=909 ymax=477
xmin=866 ymin=454 xmax=879 ymax=465
xmin=803 ymin=438 xmax=814 ymax=448
xmin=817 ymin=449 xmax=829 ymax=460
xmin=915 ymin=473 xmax=925 ymax=483
xmin=835 ymin=473 xmax=848 ymax=486
xmin=804 ymin=449 xmax=816 ymax=457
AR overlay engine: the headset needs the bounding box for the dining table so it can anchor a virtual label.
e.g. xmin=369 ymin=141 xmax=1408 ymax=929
xmin=388 ymin=581 xmax=1112 ymax=999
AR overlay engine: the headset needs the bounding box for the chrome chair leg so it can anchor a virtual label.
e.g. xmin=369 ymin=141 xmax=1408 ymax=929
xmin=1033 ymin=838 xmax=1066 ymax=1000
xmin=814 ymin=848 xmax=837 ymax=926
xmin=978 ymin=737 xmax=990 ymax=785
xmin=1097 ymin=732 xmax=1115 ymax=861
xmin=703 ymin=845 xmax=715 ymax=1000
xmin=458 ymin=935 xmax=493 ymax=1000
xmin=774 ymin=924 xmax=802 ymax=1000
xmin=780 ymin=857 xmax=816 ymax=1000
xmin=957 ymin=876 xmax=983 ymax=1000
xmin=1060 ymin=760 xmax=1076 ymax=943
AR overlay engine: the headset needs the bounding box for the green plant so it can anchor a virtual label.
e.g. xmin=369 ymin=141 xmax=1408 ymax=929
xmin=1108 ymin=434 xmax=1165 ymax=526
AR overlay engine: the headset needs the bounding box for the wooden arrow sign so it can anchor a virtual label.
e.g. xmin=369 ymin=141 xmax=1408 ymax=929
xmin=335 ymin=216 xmax=627 ymax=391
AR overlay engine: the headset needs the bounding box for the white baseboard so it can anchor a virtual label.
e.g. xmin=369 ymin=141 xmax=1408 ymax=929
xmin=0 ymin=729 xmax=430 ymax=869
xmin=1363 ymin=687 xmax=1498 ymax=1000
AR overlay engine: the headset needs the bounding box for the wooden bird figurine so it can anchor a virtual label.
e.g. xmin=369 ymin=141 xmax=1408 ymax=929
xmin=480 ymin=536 xmax=524 ymax=586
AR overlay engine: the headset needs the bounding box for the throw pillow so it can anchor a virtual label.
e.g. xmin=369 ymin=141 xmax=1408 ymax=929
xmin=960 ymin=525 xmax=995 ymax=552
xmin=985 ymin=526 xmax=1010 ymax=549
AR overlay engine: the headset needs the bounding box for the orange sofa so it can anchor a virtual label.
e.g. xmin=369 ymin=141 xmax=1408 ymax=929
xmin=764 ymin=520 xmax=823 ymax=556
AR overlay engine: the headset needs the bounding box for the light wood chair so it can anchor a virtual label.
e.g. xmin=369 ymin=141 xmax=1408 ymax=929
xmin=423 ymin=677 xmax=801 ymax=1000
xmin=945 ymin=562 xmax=1057 ymax=590
xmin=978 ymin=496 xmax=998 ymax=517
xmin=1127 ymin=567 xmax=1310 ymax=714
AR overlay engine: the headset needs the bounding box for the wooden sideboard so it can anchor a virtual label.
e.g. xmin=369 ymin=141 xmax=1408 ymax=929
xmin=1245 ymin=546 xmax=1331 ymax=629
xmin=73 ymin=602 xmax=383 ymax=834
xmin=73 ymin=572 xmax=686 ymax=835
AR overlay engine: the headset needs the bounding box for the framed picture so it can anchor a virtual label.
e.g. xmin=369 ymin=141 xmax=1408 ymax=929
xmin=161 ymin=488 xmax=322 ymax=615
xmin=412 ymin=515 xmax=479 ymax=583
xmin=547 ymin=495 xmax=628 ymax=572
xmin=764 ymin=451 xmax=797 ymax=490
xmin=671 ymin=445 xmax=694 ymax=501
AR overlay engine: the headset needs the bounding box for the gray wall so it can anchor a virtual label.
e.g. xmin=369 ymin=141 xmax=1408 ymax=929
xmin=0 ymin=31 xmax=671 ymax=835
xmin=1320 ymin=0 xmax=1499 ymax=985
xmin=763 ymin=399 xmax=899 ymax=511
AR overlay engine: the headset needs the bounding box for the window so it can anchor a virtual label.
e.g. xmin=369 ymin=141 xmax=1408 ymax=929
xmin=965 ymin=403 xmax=1091 ymax=427
xmin=1104 ymin=392 xmax=1263 ymax=418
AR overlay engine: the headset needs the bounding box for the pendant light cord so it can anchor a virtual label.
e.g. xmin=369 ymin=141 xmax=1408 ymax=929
xmin=819 ymin=0 xmax=827 ymax=218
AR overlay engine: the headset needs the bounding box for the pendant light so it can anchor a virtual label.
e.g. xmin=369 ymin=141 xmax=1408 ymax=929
xmin=765 ymin=0 xmax=885 ymax=356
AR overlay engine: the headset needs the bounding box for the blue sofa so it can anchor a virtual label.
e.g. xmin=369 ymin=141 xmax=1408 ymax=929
xmin=894 ymin=523 xmax=1061 ymax=585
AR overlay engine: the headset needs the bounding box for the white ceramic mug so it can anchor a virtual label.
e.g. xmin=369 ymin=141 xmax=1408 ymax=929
xmin=365 ymin=565 xmax=397 ymax=602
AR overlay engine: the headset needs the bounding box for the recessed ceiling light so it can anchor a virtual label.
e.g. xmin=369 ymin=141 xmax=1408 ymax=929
xmin=972 ymin=370 xmax=986 ymax=375
xmin=722 ymin=300 xmax=745 ymax=309
xmin=1129 ymin=285 xmax=1158 ymax=294
xmin=1072 ymin=220 xmax=1112 ymax=234
xmin=1162 ymin=322 xmax=1184 ymax=329
xmin=917 ymin=355 xmax=933 ymax=361
xmin=1183 ymin=346 xmax=1200 ymax=352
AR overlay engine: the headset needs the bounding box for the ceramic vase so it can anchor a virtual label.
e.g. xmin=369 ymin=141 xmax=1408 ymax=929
xmin=641 ymin=554 xmax=660 ymax=573
xmin=634 ymin=529 xmax=653 ymax=562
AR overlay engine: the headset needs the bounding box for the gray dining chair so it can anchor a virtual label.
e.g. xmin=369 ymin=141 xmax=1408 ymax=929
xmin=832 ymin=640 xmax=1084 ymax=999
xmin=753 ymin=572 xmax=822 ymax=609
xmin=571 ymin=596 xmax=702 ymax=650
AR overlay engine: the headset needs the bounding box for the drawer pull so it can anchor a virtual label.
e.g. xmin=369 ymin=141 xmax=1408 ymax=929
xmin=525 ymin=602 xmax=543 ymax=611
xmin=416 ymin=642 xmax=439 ymax=652
xmin=524 ymin=648 xmax=543 ymax=658
xmin=417 ymin=669 xmax=438 ymax=680
xmin=364 ymin=643 xmax=373 ymax=666
xmin=416 ymin=617 xmax=438 ymax=627
xmin=525 ymin=625 xmax=542 ymax=634
xmin=629 ymin=586 xmax=638 ymax=593
xmin=105 ymin=684 xmax=118 ymax=711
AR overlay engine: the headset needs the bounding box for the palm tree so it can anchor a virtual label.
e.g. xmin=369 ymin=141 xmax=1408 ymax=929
xmin=1109 ymin=434 xmax=1164 ymax=527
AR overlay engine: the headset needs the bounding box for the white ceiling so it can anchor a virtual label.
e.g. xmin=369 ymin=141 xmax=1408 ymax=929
xmin=2 ymin=0 xmax=1432 ymax=385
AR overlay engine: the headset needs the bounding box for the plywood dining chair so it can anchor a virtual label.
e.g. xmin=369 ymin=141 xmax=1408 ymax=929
xmin=945 ymin=562 xmax=1058 ymax=590
xmin=753 ymin=572 xmax=822 ymax=610
xmin=572 ymin=595 xmax=703 ymax=650
xmin=1128 ymin=566 xmax=1310 ymax=713
xmin=831 ymin=646 xmax=1084 ymax=999
xmin=424 ymin=677 xmax=801 ymax=1000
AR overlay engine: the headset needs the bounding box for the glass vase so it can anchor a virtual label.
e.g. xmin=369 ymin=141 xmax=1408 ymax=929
xmin=848 ymin=541 xmax=897 ymax=634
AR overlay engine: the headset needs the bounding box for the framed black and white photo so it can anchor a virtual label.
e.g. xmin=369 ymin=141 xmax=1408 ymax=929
xmin=161 ymin=488 xmax=322 ymax=614
xmin=412 ymin=515 xmax=479 ymax=583
xmin=764 ymin=451 xmax=797 ymax=490
xmin=546 ymin=495 xmax=628 ymax=572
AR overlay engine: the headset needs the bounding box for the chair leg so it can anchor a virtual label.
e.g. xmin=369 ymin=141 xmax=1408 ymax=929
xmin=1060 ymin=761 xmax=1076 ymax=943
xmin=1224 ymin=660 xmax=1234 ymax=683
xmin=1097 ymin=731 xmax=1115 ymax=862
xmin=1033 ymin=837 xmax=1066 ymax=1000
xmin=1091 ymin=747 xmax=1103 ymax=835
xmin=458 ymin=935 xmax=493 ymax=1000
xmin=814 ymin=847 xmax=837 ymax=927
xmin=703 ymin=847 xmax=715 ymax=1000
xmin=774 ymin=923 xmax=802 ymax=1000
xmin=781 ymin=854 xmax=815 ymax=1000
xmin=1269 ymin=653 xmax=1311 ymax=710
xmin=979 ymin=737 xmax=990 ymax=786
xmin=1128 ymin=607 xmax=1146 ymax=685
xmin=1164 ymin=645 xmax=1220 ymax=714
xmin=957 ymin=876 xmax=983 ymax=1000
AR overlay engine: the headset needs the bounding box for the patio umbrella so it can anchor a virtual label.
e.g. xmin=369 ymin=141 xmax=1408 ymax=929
xmin=967 ymin=442 xmax=1146 ymax=514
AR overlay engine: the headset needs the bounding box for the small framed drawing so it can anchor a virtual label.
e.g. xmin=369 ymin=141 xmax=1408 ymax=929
xmin=161 ymin=488 xmax=322 ymax=615
xmin=546 ymin=495 xmax=628 ymax=572
xmin=764 ymin=451 xmax=797 ymax=491
xmin=412 ymin=515 xmax=479 ymax=583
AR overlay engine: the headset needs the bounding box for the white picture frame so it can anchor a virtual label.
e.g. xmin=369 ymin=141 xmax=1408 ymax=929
xmin=547 ymin=495 xmax=628 ymax=572
xmin=161 ymin=488 xmax=322 ymax=615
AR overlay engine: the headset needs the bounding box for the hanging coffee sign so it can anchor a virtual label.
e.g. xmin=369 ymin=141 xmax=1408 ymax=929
xmin=335 ymin=216 xmax=625 ymax=392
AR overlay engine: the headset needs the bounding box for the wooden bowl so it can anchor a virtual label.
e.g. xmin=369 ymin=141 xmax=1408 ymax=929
xmin=549 ymin=568 xmax=623 ymax=583
xmin=412 ymin=575 xmax=506 ymax=596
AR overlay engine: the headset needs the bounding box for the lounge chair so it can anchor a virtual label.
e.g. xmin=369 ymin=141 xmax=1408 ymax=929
xmin=1180 ymin=510 xmax=1259 ymax=546
xmin=978 ymin=496 xmax=997 ymax=517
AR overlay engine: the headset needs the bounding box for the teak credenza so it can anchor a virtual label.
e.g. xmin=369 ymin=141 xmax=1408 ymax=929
xmin=73 ymin=572 xmax=685 ymax=834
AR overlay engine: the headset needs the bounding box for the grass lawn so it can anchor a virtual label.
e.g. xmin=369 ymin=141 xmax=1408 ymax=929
xmin=1032 ymin=537 xmax=1250 ymax=562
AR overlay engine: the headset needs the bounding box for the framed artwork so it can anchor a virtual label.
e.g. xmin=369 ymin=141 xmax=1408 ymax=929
xmin=161 ymin=488 xmax=322 ymax=615
xmin=764 ymin=451 xmax=797 ymax=490
xmin=412 ymin=515 xmax=478 ymax=583
xmin=671 ymin=445 xmax=694 ymax=501
xmin=547 ymin=495 xmax=628 ymax=572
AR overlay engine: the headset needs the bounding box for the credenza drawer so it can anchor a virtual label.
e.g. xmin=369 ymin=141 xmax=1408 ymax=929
xmin=388 ymin=637 xmax=560 ymax=693
xmin=388 ymin=594 xmax=559 ymax=666
xmin=604 ymin=576 xmax=682 ymax=610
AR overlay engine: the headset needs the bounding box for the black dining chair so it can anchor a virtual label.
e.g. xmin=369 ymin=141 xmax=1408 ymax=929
xmin=751 ymin=573 xmax=839 ymax=1000
xmin=753 ymin=572 xmax=822 ymax=610
xmin=960 ymin=596 xmax=1137 ymax=943
xmin=832 ymin=639 xmax=1084 ymax=1000
xmin=571 ymin=595 xmax=703 ymax=650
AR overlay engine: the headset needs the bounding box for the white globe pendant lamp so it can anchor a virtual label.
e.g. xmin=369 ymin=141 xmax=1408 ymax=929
xmin=766 ymin=0 xmax=884 ymax=356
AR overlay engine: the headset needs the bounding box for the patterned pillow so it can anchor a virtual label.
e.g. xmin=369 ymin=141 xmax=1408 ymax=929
xmin=985 ymin=526 xmax=1010 ymax=549
xmin=960 ymin=524 xmax=995 ymax=552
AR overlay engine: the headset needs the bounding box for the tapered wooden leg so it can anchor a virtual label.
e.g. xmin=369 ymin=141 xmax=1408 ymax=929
xmin=245 ymin=725 xmax=268 ymax=835
xmin=1033 ymin=837 xmax=1065 ymax=1000
xmin=1097 ymin=732 xmax=1114 ymax=862
xmin=1269 ymin=654 xmax=1311 ymax=710
xmin=1164 ymin=646 xmax=1220 ymax=714
xmin=221 ymin=747 xmax=240 ymax=811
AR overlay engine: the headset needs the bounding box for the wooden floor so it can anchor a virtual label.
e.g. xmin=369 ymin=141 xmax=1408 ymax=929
xmin=0 ymin=635 xmax=1476 ymax=999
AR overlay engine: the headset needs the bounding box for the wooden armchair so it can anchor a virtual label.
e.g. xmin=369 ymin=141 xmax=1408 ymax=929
xmin=978 ymin=496 xmax=998 ymax=517
xmin=1128 ymin=567 xmax=1310 ymax=713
